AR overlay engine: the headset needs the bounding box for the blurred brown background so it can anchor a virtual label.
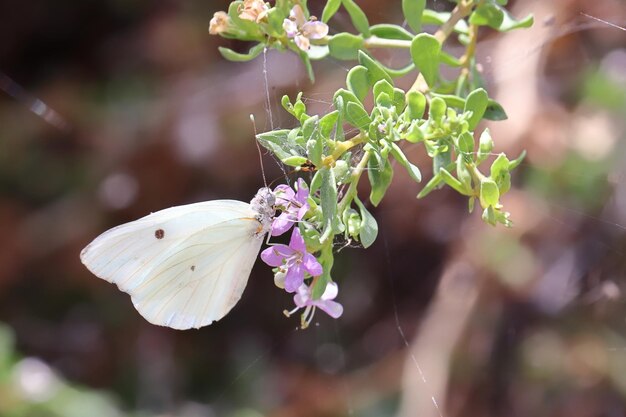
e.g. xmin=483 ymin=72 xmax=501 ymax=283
xmin=0 ymin=0 xmax=625 ymax=416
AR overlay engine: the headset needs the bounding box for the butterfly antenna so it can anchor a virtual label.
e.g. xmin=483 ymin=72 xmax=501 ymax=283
xmin=250 ymin=114 xmax=269 ymax=188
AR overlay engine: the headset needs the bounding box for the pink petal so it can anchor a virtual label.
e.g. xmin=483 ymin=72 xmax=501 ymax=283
xmin=260 ymin=244 xmax=293 ymax=267
xmin=293 ymin=284 xmax=312 ymax=307
xmin=288 ymin=227 xmax=307 ymax=253
xmin=271 ymin=213 xmax=295 ymax=236
xmin=294 ymin=35 xmax=310 ymax=51
xmin=317 ymin=300 xmax=343 ymax=318
xmin=302 ymin=252 xmax=322 ymax=276
xmin=321 ymin=282 xmax=338 ymax=300
xmin=302 ymin=21 xmax=329 ymax=39
xmin=284 ymin=263 xmax=304 ymax=293
xmin=295 ymin=178 xmax=309 ymax=203
xmin=274 ymin=184 xmax=295 ymax=204
xmin=296 ymin=203 xmax=309 ymax=221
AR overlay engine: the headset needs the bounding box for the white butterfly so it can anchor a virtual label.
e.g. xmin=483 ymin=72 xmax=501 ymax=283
xmin=80 ymin=188 xmax=275 ymax=330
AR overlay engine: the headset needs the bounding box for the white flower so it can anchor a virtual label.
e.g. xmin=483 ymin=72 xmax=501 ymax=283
xmin=283 ymin=5 xmax=328 ymax=51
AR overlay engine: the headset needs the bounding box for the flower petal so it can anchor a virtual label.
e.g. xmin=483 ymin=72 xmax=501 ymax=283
xmin=321 ymin=282 xmax=339 ymax=300
xmin=288 ymin=227 xmax=307 ymax=253
xmin=290 ymin=4 xmax=306 ymax=27
xmin=302 ymin=21 xmax=329 ymax=39
xmin=283 ymin=19 xmax=298 ymax=38
xmin=260 ymin=245 xmax=292 ymax=266
xmin=294 ymin=35 xmax=310 ymax=51
xmin=284 ymin=263 xmax=305 ymax=293
xmin=316 ymin=300 xmax=343 ymax=318
xmin=293 ymin=284 xmax=311 ymax=307
xmin=296 ymin=203 xmax=309 ymax=220
xmin=302 ymin=252 xmax=322 ymax=276
xmin=271 ymin=213 xmax=295 ymax=236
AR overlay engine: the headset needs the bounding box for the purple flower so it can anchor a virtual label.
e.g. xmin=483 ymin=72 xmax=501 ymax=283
xmin=271 ymin=178 xmax=309 ymax=236
xmin=283 ymin=5 xmax=329 ymax=51
xmin=260 ymin=227 xmax=322 ymax=293
xmin=286 ymin=282 xmax=343 ymax=328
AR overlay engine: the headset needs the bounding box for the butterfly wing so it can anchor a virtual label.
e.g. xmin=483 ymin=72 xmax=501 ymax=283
xmin=80 ymin=200 xmax=264 ymax=330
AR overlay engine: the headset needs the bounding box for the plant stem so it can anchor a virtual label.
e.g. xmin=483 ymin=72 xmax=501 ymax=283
xmin=364 ymin=36 xmax=411 ymax=49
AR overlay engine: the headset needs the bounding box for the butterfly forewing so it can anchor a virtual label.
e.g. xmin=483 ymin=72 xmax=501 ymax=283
xmin=80 ymin=200 xmax=264 ymax=329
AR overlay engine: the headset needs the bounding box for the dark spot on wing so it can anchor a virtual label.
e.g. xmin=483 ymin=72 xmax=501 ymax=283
xmin=191 ymin=265 xmax=196 ymax=271
xmin=155 ymin=229 xmax=165 ymax=239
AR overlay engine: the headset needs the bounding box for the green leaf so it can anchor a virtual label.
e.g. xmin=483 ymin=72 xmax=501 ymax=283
xmin=457 ymin=131 xmax=474 ymax=156
xmin=358 ymin=51 xmax=393 ymax=85
xmin=345 ymin=101 xmax=372 ymax=130
xmin=334 ymin=88 xmax=361 ymax=108
xmin=378 ymin=62 xmax=415 ymax=78
xmin=499 ymin=10 xmax=534 ymax=31
xmin=328 ymin=33 xmax=364 ymax=60
xmin=283 ymin=156 xmax=309 ymax=167
xmin=480 ymin=178 xmax=500 ymax=208
xmin=406 ymin=91 xmax=426 ymax=120
xmin=410 ymin=34 xmax=441 ymax=87
xmin=477 ymin=128 xmax=494 ymax=163
xmin=508 ymin=150 xmax=526 ymax=170
xmin=431 ymin=93 xmax=465 ymax=109
xmin=367 ymin=156 xmax=393 ymax=206
xmin=373 ymin=79 xmax=394 ymax=102
xmin=257 ymin=129 xmax=301 ymax=161
xmin=355 ymin=197 xmax=378 ymax=248
xmin=484 ymin=99 xmax=508 ymax=121
xmin=347 ymin=65 xmax=370 ymax=103
xmin=321 ymin=0 xmax=342 ymax=22
xmin=320 ymin=168 xmax=338 ymax=241
xmin=429 ymin=96 xmax=447 ymax=122
xmin=433 ymin=149 xmax=451 ymax=175
xmin=369 ymin=24 xmax=413 ymax=40
xmin=405 ymin=120 xmax=424 ymax=143
xmin=319 ymin=110 xmax=339 ymax=138
xmin=218 ymin=44 xmax=265 ymax=62
xmin=303 ymin=116 xmax=323 ymax=166
xmin=392 ymin=88 xmax=406 ymax=113
xmin=464 ymin=88 xmax=489 ymax=130
xmin=440 ymin=168 xmax=468 ymax=195
xmin=307 ymin=45 xmax=330 ymax=60
xmin=266 ymin=7 xmax=288 ymax=37
xmin=390 ymin=142 xmax=421 ymax=182
xmin=417 ymin=171 xmax=443 ymax=198
xmin=490 ymin=153 xmax=511 ymax=194
xmin=298 ymin=50 xmax=315 ymax=82
xmin=455 ymin=155 xmax=472 ymax=192
xmin=341 ymin=0 xmax=371 ymax=36
xmin=439 ymin=50 xmax=461 ymax=67
xmin=469 ymin=4 xmax=504 ymax=30
xmin=402 ymin=0 xmax=426 ymax=33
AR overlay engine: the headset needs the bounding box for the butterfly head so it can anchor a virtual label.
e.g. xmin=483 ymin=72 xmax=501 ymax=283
xmin=250 ymin=187 xmax=276 ymax=235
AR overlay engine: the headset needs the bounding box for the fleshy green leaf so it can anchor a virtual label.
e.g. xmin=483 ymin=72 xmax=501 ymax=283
xmin=319 ymin=110 xmax=339 ymax=138
xmin=358 ymin=51 xmax=393 ymax=85
xmin=508 ymin=150 xmax=526 ymax=170
xmin=402 ymin=0 xmax=426 ymax=33
xmin=417 ymin=171 xmax=443 ymax=198
xmin=406 ymin=91 xmax=426 ymax=120
xmin=328 ymin=33 xmax=364 ymax=60
xmin=345 ymin=101 xmax=372 ymax=130
xmin=484 ymin=99 xmax=508 ymax=121
xmin=367 ymin=155 xmax=393 ymax=206
xmin=218 ymin=44 xmax=264 ymax=62
xmin=464 ymin=88 xmax=489 ymax=130
xmin=369 ymin=24 xmax=413 ymax=40
xmin=457 ymin=131 xmax=474 ymax=156
xmin=322 ymin=0 xmax=342 ymax=23
xmin=303 ymin=116 xmax=323 ymax=166
xmin=320 ymin=168 xmax=339 ymax=241
xmin=499 ymin=10 xmax=534 ymax=31
xmin=480 ymin=178 xmax=500 ymax=208
xmin=373 ymin=79 xmax=394 ymax=102
xmin=431 ymin=93 xmax=465 ymax=109
xmin=440 ymin=168 xmax=468 ymax=195
xmin=341 ymin=0 xmax=371 ymax=36
xmin=283 ymin=156 xmax=309 ymax=167
xmin=477 ymin=128 xmax=494 ymax=163
xmin=355 ymin=197 xmax=378 ymax=248
xmin=257 ymin=130 xmax=301 ymax=161
xmin=429 ymin=96 xmax=447 ymax=122
xmin=410 ymin=34 xmax=441 ymax=87
xmin=422 ymin=10 xmax=469 ymax=34
xmin=347 ymin=65 xmax=370 ymax=103
xmin=390 ymin=142 xmax=422 ymax=182
xmin=469 ymin=4 xmax=504 ymax=30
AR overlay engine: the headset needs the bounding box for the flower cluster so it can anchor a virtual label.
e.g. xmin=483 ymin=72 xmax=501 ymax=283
xmin=260 ymin=179 xmax=343 ymax=327
xmin=283 ymin=5 xmax=328 ymax=51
